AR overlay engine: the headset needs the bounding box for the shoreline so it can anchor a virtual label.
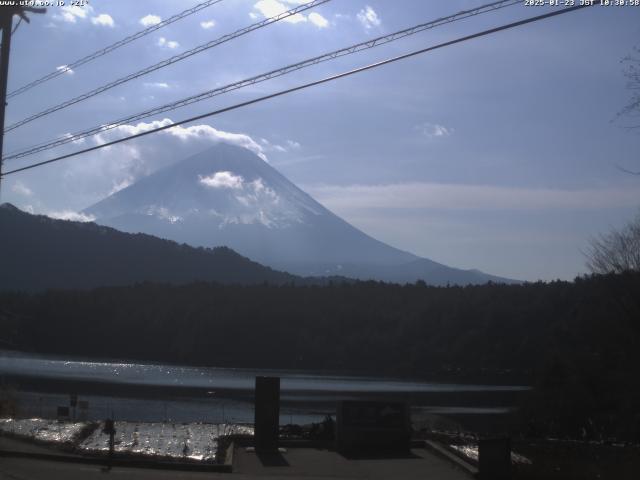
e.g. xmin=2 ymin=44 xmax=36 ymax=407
xmin=0 ymin=347 xmax=532 ymax=386
xmin=2 ymin=373 xmax=529 ymax=408
xmin=3 ymin=374 xmax=525 ymax=435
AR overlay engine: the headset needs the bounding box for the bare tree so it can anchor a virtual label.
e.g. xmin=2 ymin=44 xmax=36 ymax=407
xmin=586 ymin=212 xmax=640 ymax=274
xmin=615 ymin=46 xmax=640 ymax=175
xmin=618 ymin=46 xmax=640 ymax=126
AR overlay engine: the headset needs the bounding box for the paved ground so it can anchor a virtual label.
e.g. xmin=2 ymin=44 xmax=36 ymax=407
xmin=0 ymin=437 xmax=472 ymax=479
xmin=0 ymin=458 xmax=218 ymax=480
xmin=234 ymin=447 xmax=472 ymax=479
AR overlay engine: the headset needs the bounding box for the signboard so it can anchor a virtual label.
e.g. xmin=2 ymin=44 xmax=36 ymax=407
xmin=56 ymin=406 xmax=70 ymax=418
xmin=341 ymin=401 xmax=406 ymax=428
xmin=336 ymin=401 xmax=410 ymax=454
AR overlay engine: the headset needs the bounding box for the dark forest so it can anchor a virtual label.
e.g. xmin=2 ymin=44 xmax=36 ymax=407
xmin=1 ymin=272 xmax=639 ymax=439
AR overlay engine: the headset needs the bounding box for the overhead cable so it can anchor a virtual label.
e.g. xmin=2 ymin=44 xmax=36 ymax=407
xmin=7 ymin=0 xmax=226 ymax=99
xmin=4 ymin=0 xmax=519 ymax=161
xmin=2 ymin=2 xmax=600 ymax=178
xmin=4 ymin=0 xmax=331 ymax=133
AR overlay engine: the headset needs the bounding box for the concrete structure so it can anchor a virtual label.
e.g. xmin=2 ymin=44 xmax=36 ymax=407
xmin=0 ymin=435 xmax=474 ymax=479
xmin=254 ymin=376 xmax=280 ymax=452
xmin=478 ymin=437 xmax=511 ymax=479
xmin=336 ymin=401 xmax=410 ymax=454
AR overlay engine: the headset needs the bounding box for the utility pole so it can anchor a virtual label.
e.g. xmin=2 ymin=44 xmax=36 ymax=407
xmin=0 ymin=5 xmax=45 ymax=194
xmin=0 ymin=8 xmax=14 ymax=192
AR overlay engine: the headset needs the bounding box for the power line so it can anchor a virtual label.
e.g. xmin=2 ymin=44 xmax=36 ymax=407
xmin=10 ymin=17 xmax=22 ymax=36
xmin=3 ymin=0 xmax=331 ymax=133
xmin=1 ymin=1 xmax=600 ymax=178
xmin=0 ymin=5 xmax=46 ymax=196
xmin=7 ymin=0 xmax=225 ymax=99
xmin=4 ymin=0 xmax=520 ymax=162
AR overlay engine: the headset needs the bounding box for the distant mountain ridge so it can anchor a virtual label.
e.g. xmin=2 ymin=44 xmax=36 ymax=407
xmin=0 ymin=203 xmax=299 ymax=291
xmin=84 ymin=143 xmax=517 ymax=285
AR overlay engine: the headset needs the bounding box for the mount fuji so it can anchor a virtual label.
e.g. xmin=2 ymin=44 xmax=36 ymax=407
xmin=84 ymin=143 xmax=514 ymax=285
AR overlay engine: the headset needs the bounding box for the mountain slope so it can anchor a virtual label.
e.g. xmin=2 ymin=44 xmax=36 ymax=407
xmin=85 ymin=143 xmax=418 ymax=266
xmin=0 ymin=203 xmax=298 ymax=291
xmin=84 ymin=143 xmax=517 ymax=285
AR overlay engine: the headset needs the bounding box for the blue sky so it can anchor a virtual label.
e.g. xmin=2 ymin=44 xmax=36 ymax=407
xmin=1 ymin=0 xmax=639 ymax=281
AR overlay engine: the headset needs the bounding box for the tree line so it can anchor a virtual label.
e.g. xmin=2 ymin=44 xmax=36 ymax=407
xmin=1 ymin=272 xmax=639 ymax=439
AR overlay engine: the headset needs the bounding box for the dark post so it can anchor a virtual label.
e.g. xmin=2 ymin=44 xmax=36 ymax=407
xmin=103 ymin=418 xmax=116 ymax=468
xmin=254 ymin=376 xmax=280 ymax=451
xmin=0 ymin=9 xmax=13 ymax=185
xmin=478 ymin=436 xmax=511 ymax=480
xmin=70 ymin=393 xmax=78 ymax=421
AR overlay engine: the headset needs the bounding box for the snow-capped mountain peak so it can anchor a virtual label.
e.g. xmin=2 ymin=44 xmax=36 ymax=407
xmin=85 ymin=143 xmax=516 ymax=285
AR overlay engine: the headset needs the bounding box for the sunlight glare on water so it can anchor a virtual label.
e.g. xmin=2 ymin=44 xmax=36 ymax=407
xmin=0 ymin=418 xmax=253 ymax=462
xmin=0 ymin=352 xmax=529 ymax=393
xmin=0 ymin=418 xmax=86 ymax=443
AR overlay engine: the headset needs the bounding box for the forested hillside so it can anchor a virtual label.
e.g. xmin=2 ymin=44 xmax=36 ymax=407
xmin=0 ymin=203 xmax=298 ymax=290
xmin=1 ymin=273 xmax=639 ymax=439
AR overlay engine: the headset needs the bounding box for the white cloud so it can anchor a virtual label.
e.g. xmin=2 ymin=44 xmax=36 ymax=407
xmin=140 ymin=14 xmax=162 ymax=27
xmin=306 ymin=183 xmax=640 ymax=212
xmin=108 ymin=178 xmax=133 ymax=196
xmin=54 ymin=5 xmax=93 ymax=23
xmin=172 ymin=125 xmax=267 ymax=159
xmin=62 ymin=133 xmax=85 ymax=145
xmin=200 ymin=20 xmax=216 ymax=29
xmin=54 ymin=6 xmax=114 ymax=28
xmin=11 ymin=181 xmax=33 ymax=197
xmin=251 ymin=0 xmax=324 ymax=25
xmin=157 ymin=37 xmax=180 ymax=49
xmin=253 ymin=0 xmax=296 ymax=20
xmin=26 ymin=119 xmax=271 ymax=214
xmin=96 ymin=118 xmax=268 ymax=161
xmin=198 ymin=173 xmax=281 ymax=227
xmin=308 ymin=12 xmax=329 ymax=28
xmin=259 ymin=137 xmax=301 ymax=153
xmin=417 ymin=122 xmax=453 ymax=138
xmin=260 ymin=138 xmax=286 ymax=152
xmin=48 ymin=210 xmax=96 ymax=222
xmin=199 ymin=171 xmax=245 ymax=189
xmin=56 ymin=65 xmax=74 ymax=75
xmin=233 ymin=178 xmax=279 ymax=209
xmin=91 ymin=14 xmax=114 ymax=27
xmin=357 ymin=6 xmax=381 ymax=29
xmin=143 ymin=82 xmax=170 ymax=89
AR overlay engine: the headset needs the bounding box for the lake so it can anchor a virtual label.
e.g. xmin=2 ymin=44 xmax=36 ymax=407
xmin=0 ymin=350 xmax=528 ymax=427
